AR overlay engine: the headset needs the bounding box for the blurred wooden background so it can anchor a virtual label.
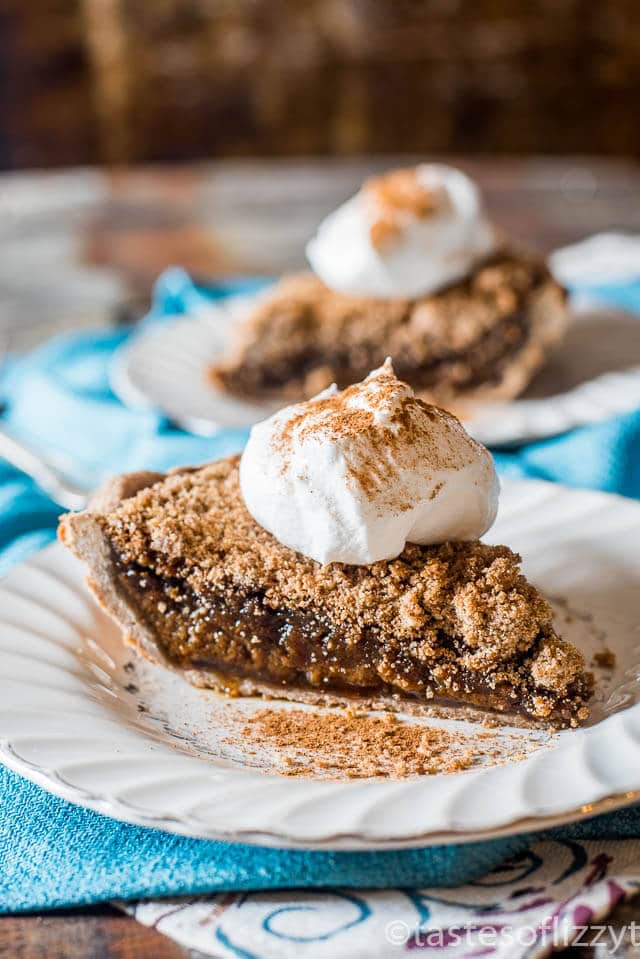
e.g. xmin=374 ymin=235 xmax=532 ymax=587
xmin=2 ymin=0 xmax=640 ymax=169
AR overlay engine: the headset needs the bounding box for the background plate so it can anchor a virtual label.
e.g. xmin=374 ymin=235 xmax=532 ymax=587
xmin=111 ymin=293 xmax=640 ymax=445
xmin=1 ymin=479 xmax=640 ymax=849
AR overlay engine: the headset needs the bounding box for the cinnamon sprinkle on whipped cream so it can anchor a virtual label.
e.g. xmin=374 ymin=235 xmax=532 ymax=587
xmin=306 ymin=163 xmax=497 ymax=298
xmin=239 ymin=360 xmax=499 ymax=565
xmin=364 ymin=167 xmax=445 ymax=250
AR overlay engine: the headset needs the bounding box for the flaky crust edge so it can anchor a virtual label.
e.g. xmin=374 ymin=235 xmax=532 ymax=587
xmin=58 ymin=471 xmax=172 ymax=670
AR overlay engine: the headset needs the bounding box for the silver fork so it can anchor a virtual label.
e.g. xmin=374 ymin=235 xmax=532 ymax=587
xmin=0 ymin=426 xmax=90 ymax=511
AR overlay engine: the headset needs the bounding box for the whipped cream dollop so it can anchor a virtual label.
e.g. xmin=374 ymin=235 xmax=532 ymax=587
xmin=306 ymin=164 xmax=497 ymax=300
xmin=239 ymin=360 xmax=499 ymax=565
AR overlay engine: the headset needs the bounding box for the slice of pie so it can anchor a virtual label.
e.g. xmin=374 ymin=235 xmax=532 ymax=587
xmin=208 ymin=252 xmax=568 ymax=406
xmin=59 ymin=456 xmax=592 ymax=728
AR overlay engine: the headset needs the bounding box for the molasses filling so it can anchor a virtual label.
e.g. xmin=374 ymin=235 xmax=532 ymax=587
xmin=209 ymin=253 xmax=567 ymax=404
xmin=60 ymin=457 xmax=592 ymax=728
xmin=212 ymin=312 xmax=530 ymax=400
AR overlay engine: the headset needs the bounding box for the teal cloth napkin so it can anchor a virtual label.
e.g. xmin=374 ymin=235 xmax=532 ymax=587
xmin=4 ymin=763 xmax=640 ymax=914
xmin=1 ymin=269 xmax=640 ymax=913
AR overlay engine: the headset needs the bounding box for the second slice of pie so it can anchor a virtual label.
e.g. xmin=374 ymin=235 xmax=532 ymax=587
xmin=209 ymin=165 xmax=568 ymax=407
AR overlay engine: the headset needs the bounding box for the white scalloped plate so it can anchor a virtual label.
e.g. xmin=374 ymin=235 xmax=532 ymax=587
xmin=1 ymin=479 xmax=640 ymax=850
xmin=111 ymin=294 xmax=640 ymax=445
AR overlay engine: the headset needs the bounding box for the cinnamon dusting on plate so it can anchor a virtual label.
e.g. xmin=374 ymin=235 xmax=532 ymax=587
xmin=242 ymin=707 xmax=494 ymax=779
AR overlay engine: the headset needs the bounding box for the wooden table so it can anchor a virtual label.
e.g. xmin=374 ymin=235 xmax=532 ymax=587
xmin=1 ymin=156 xmax=640 ymax=958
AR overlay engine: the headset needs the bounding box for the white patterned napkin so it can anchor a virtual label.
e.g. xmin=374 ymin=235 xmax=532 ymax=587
xmin=123 ymin=839 xmax=640 ymax=958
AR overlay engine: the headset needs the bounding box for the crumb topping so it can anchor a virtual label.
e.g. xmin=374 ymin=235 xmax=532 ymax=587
xmin=98 ymin=457 xmax=586 ymax=700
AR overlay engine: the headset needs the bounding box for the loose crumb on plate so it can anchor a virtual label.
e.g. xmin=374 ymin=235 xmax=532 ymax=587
xmin=592 ymin=648 xmax=616 ymax=670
